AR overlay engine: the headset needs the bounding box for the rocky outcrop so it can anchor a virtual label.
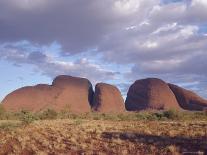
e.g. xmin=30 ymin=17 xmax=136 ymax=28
xmin=3 ymin=75 xmax=207 ymax=113
xmin=2 ymin=75 xmax=93 ymax=113
xmin=168 ymin=84 xmax=207 ymax=111
xmin=125 ymin=78 xmax=181 ymax=111
xmin=92 ymin=83 xmax=125 ymax=113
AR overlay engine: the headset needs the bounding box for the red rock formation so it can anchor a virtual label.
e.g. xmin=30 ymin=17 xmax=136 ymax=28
xmin=125 ymin=78 xmax=181 ymax=111
xmin=168 ymin=84 xmax=207 ymax=111
xmin=2 ymin=75 xmax=93 ymax=113
xmin=92 ymin=83 xmax=125 ymax=113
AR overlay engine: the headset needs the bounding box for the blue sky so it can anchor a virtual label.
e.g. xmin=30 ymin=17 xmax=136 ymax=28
xmin=0 ymin=0 xmax=207 ymax=101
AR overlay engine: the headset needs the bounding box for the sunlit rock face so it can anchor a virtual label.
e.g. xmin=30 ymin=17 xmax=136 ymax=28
xmin=125 ymin=78 xmax=181 ymax=111
xmin=92 ymin=83 xmax=125 ymax=113
xmin=168 ymin=84 xmax=207 ymax=111
xmin=2 ymin=75 xmax=93 ymax=113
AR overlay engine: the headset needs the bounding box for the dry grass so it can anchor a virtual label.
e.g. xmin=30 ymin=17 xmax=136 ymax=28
xmin=0 ymin=119 xmax=207 ymax=155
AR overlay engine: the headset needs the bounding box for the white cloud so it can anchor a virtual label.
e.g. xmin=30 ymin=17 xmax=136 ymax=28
xmin=1 ymin=0 xmax=207 ymax=97
xmin=152 ymin=23 xmax=177 ymax=34
xmin=191 ymin=0 xmax=207 ymax=7
xmin=0 ymin=43 xmax=117 ymax=84
xmin=142 ymin=41 xmax=158 ymax=48
xmin=114 ymin=0 xmax=141 ymax=15
xmin=139 ymin=20 xmax=150 ymax=26
xmin=8 ymin=0 xmax=49 ymax=10
xmin=125 ymin=26 xmax=137 ymax=30
xmin=180 ymin=25 xmax=198 ymax=38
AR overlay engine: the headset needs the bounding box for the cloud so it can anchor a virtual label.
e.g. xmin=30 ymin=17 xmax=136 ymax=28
xmin=0 ymin=43 xmax=117 ymax=83
xmin=0 ymin=0 xmax=207 ymax=97
xmin=0 ymin=0 xmax=159 ymax=54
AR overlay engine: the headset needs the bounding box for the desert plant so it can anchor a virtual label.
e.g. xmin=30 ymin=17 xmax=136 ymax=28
xmin=0 ymin=121 xmax=22 ymax=130
xmin=20 ymin=110 xmax=37 ymax=125
xmin=204 ymin=108 xmax=207 ymax=116
xmin=38 ymin=109 xmax=58 ymax=120
xmin=74 ymin=118 xmax=83 ymax=125
xmin=163 ymin=109 xmax=181 ymax=120
xmin=135 ymin=112 xmax=158 ymax=121
xmin=0 ymin=104 xmax=5 ymax=119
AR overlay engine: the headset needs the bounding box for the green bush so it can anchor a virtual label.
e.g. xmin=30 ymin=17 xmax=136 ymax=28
xmin=20 ymin=110 xmax=37 ymax=125
xmin=38 ymin=109 xmax=58 ymax=120
xmin=163 ymin=109 xmax=181 ymax=120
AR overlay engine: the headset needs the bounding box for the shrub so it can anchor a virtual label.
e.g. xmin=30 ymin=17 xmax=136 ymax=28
xmin=38 ymin=109 xmax=58 ymax=120
xmin=204 ymin=108 xmax=207 ymax=116
xmin=117 ymin=113 xmax=128 ymax=121
xmin=151 ymin=112 xmax=165 ymax=120
xmin=163 ymin=109 xmax=181 ymax=120
xmin=0 ymin=121 xmax=22 ymax=130
xmin=91 ymin=112 xmax=101 ymax=120
xmin=135 ymin=112 xmax=149 ymax=120
xmin=74 ymin=118 xmax=83 ymax=125
xmin=0 ymin=104 xmax=5 ymax=119
xmin=20 ymin=110 xmax=37 ymax=125
xmin=135 ymin=112 xmax=160 ymax=121
xmin=146 ymin=112 xmax=161 ymax=121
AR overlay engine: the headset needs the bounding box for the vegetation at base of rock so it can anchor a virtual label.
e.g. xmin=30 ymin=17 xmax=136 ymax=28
xmin=0 ymin=121 xmax=22 ymax=130
xmin=19 ymin=110 xmax=37 ymax=125
xmin=0 ymin=109 xmax=206 ymax=122
xmin=0 ymin=104 xmax=5 ymax=119
xmin=37 ymin=109 xmax=58 ymax=120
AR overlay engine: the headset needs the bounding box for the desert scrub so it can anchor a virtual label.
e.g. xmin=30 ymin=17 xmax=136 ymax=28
xmin=1 ymin=109 xmax=207 ymax=122
xmin=58 ymin=104 xmax=72 ymax=119
xmin=20 ymin=110 xmax=37 ymax=125
xmin=162 ymin=109 xmax=181 ymax=120
xmin=73 ymin=118 xmax=84 ymax=125
xmin=205 ymin=109 xmax=207 ymax=116
xmin=134 ymin=111 xmax=164 ymax=121
xmin=38 ymin=109 xmax=58 ymax=120
xmin=0 ymin=117 xmax=206 ymax=154
xmin=0 ymin=121 xmax=22 ymax=130
xmin=0 ymin=104 xmax=6 ymax=119
xmin=57 ymin=110 xmax=207 ymax=121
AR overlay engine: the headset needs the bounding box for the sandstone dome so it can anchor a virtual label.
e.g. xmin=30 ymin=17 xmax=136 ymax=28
xmin=168 ymin=84 xmax=207 ymax=111
xmin=2 ymin=75 xmax=93 ymax=113
xmin=92 ymin=83 xmax=125 ymax=113
xmin=125 ymin=78 xmax=181 ymax=111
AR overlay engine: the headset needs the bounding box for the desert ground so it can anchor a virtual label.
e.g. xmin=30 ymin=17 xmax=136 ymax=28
xmin=0 ymin=111 xmax=207 ymax=155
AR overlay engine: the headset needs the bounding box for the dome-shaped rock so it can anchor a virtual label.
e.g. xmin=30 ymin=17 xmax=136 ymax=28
xmin=168 ymin=84 xmax=207 ymax=111
xmin=125 ymin=78 xmax=181 ymax=111
xmin=2 ymin=75 xmax=93 ymax=113
xmin=92 ymin=83 xmax=125 ymax=113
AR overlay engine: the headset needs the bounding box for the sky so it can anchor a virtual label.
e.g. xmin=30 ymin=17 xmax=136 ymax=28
xmin=0 ymin=0 xmax=207 ymax=101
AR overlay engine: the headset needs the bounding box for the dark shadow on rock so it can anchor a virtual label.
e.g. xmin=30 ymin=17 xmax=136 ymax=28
xmin=101 ymin=132 xmax=207 ymax=154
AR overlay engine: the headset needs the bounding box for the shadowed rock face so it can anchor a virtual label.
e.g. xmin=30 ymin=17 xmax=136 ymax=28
xmin=168 ymin=84 xmax=207 ymax=111
xmin=125 ymin=78 xmax=181 ymax=111
xmin=2 ymin=75 xmax=93 ymax=113
xmin=92 ymin=83 xmax=125 ymax=113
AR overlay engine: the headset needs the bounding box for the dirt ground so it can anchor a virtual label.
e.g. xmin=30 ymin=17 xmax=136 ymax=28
xmin=0 ymin=119 xmax=207 ymax=155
